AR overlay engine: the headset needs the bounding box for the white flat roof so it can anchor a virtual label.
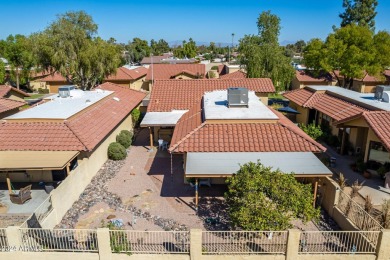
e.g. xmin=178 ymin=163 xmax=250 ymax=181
xmin=185 ymin=152 xmax=332 ymax=176
xmin=140 ymin=110 xmax=188 ymax=127
xmin=203 ymin=90 xmax=278 ymax=120
xmin=307 ymin=85 xmax=390 ymax=111
xmin=7 ymin=89 xmax=113 ymax=120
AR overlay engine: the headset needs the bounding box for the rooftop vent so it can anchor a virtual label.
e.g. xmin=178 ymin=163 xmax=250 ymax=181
xmin=374 ymin=85 xmax=390 ymax=100
xmin=58 ymin=85 xmax=75 ymax=98
xmin=227 ymin=87 xmax=249 ymax=108
xmin=382 ymin=91 xmax=390 ymax=103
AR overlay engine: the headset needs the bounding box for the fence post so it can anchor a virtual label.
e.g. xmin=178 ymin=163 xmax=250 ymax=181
xmin=286 ymin=229 xmax=301 ymax=260
xmin=97 ymin=228 xmax=112 ymax=260
xmin=376 ymin=229 xmax=390 ymax=260
xmin=6 ymin=226 xmax=21 ymax=250
xmin=190 ymin=229 xmax=202 ymax=260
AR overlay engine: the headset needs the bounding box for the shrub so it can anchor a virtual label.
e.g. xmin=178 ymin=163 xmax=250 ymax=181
xmin=38 ymin=88 xmax=49 ymax=94
xmin=108 ymin=142 xmax=127 ymax=160
xmin=299 ymin=122 xmax=323 ymax=141
xmin=131 ymin=108 xmax=141 ymax=127
xmin=116 ymin=130 xmax=132 ymax=148
xmin=211 ymin=65 xmax=218 ymax=70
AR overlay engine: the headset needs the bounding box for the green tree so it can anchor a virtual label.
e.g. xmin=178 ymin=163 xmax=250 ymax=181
xmin=3 ymin=34 xmax=34 ymax=89
xmin=299 ymin=122 xmax=323 ymax=141
xmin=339 ymin=0 xmax=378 ymax=31
xmin=304 ymin=24 xmax=390 ymax=89
xmin=35 ymin=11 xmax=121 ymax=90
xmin=173 ymin=38 xmax=197 ymax=58
xmin=238 ymin=11 xmax=294 ymax=92
xmin=0 ymin=60 xmax=5 ymax=84
xmin=126 ymin=38 xmax=151 ymax=63
xmin=150 ymin=39 xmax=170 ymax=55
xmin=225 ymin=161 xmax=319 ymax=231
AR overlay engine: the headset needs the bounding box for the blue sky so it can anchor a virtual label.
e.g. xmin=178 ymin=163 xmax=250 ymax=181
xmin=1 ymin=0 xmax=389 ymax=45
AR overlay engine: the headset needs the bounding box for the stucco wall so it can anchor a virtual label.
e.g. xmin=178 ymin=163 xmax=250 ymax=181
xmin=364 ymin=129 xmax=382 ymax=162
xmin=43 ymin=114 xmax=134 ymax=228
xmin=256 ymin=93 xmax=268 ymax=106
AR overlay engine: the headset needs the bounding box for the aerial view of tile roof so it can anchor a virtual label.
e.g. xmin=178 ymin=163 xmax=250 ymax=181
xmin=140 ymin=54 xmax=171 ymax=64
xmin=363 ymin=111 xmax=390 ymax=152
xmin=295 ymin=70 xmax=333 ymax=83
xmin=169 ymin=104 xmax=325 ymax=153
xmin=219 ymin=70 xmax=247 ymax=79
xmin=105 ymin=67 xmax=148 ymax=81
xmin=0 ymin=82 xmax=146 ymax=151
xmin=0 ymin=85 xmax=30 ymax=98
xmin=148 ymin=79 xmax=275 ymax=112
xmin=0 ymin=98 xmax=26 ymax=114
xmin=39 ymin=72 xmax=68 ymax=82
xmin=283 ymin=88 xmax=368 ymax=122
xmin=145 ymin=64 xmax=206 ymax=80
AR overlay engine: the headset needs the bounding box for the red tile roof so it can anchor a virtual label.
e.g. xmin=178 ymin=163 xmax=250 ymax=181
xmin=0 ymin=122 xmax=85 ymax=151
xmin=295 ymin=70 xmax=329 ymax=83
xmin=283 ymin=88 xmax=368 ymax=122
xmin=145 ymin=64 xmax=206 ymax=80
xmin=66 ymin=82 xmax=147 ymax=151
xmin=219 ymin=70 xmax=247 ymax=79
xmin=0 ymin=82 xmax=146 ymax=151
xmin=332 ymin=70 xmax=385 ymax=83
xmin=0 ymin=85 xmax=30 ymax=97
xmin=105 ymin=67 xmax=148 ymax=81
xmin=39 ymin=72 xmax=67 ymax=82
xmin=148 ymin=79 xmax=275 ymax=112
xmin=141 ymin=54 xmax=171 ymax=64
xmin=363 ymin=111 xmax=390 ymax=152
xmin=0 ymin=98 xmax=26 ymax=114
xmin=169 ymin=105 xmax=325 ymax=153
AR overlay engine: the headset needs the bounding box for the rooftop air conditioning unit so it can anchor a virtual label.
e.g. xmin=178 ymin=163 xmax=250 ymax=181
xmin=58 ymin=85 xmax=75 ymax=98
xmin=374 ymin=85 xmax=390 ymax=100
xmin=227 ymin=87 xmax=249 ymax=108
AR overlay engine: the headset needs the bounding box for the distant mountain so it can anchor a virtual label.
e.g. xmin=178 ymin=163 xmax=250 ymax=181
xmin=168 ymin=40 xmax=231 ymax=48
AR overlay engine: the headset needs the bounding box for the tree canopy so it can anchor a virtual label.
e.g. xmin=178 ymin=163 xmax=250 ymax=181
xmin=238 ymin=11 xmax=294 ymax=92
xmin=34 ymin=11 xmax=121 ymax=90
xmin=173 ymin=38 xmax=197 ymax=58
xmin=303 ymin=24 xmax=390 ymax=88
xmin=126 ymin=38 xmax=151 ymax=63
xmin=339 ymin=0 xmax=378 ymax=31
xmin=150 ymin=39 xmax=170 ymax=56
xmin=0 ymin=60 xmax=5 ymax=84
xmin=225 ymin=161 xmax=319 ymax=231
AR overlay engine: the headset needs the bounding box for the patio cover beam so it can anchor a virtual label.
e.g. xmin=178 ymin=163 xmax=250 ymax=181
xmin=0 ymin=151 xmax=79 ymax=170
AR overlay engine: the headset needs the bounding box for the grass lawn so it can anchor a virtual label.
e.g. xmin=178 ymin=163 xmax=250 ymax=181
xmin=268 ymin=93 xmax=285 ymax=99
xmin=24 ymin=94 xmax=45 ymax=99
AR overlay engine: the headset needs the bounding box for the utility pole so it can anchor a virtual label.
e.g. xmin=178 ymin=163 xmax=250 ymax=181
xmin=231 ymin=33 xmax=235 ymax=63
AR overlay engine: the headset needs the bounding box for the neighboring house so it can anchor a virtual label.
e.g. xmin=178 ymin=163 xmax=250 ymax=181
xmin=0 ymin=82 xmax=146 ymax=183
xmin=145 ymin=64 xmax=206 ymax=91
xmin=332 ymin=70 xmax=388 ymax=93
xmin=104 ymin=66 xmax=149 ymax=91
xmin=283 ymin=85 xmax=390 ymax=166
xmin=291 ymin=70 xmax=336 ymax=90
xmin=166 ymin=88 xmax=330 ymax=206
xmin=140 ymin=54 xmax=172 ymax=66
xmin=141 ymin=78 xmax=276 ymax=144
xmin=30 ymin=72 xmax=68 ymax=93
xmin=219 ymin=70 xmax=246 ymax=79
xmin=0 ymin=85 xmax=29 ymax=119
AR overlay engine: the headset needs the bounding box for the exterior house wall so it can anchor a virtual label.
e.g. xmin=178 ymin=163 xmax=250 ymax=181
xmin=255 ymin=93 xmax=268 ymax=106
xmin=5 ymin=91 xmax=27 ymax=102
xmin=289 ymin=102 xmax=309 ymax=125
xmin=47 ymin=82 xmax=68 ymax=93
xmin=30 ymin=81 xmax=47 ymax=92
xmin=174 ymin=74 xmax=196 ymax=80
xmin=291 ymin=77 xmax=304 ymax=90
xmin=42 ymin=114 xmax=134 ymax=228
xmin=130 ymin=76 xmax=147 ymax=91
xmin=364 ymin=128 xmax=384 ymax=163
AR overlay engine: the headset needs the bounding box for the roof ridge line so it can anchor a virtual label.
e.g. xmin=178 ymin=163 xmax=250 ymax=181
xmin=303 ymin=92 xmax=322 ymax=108
xmin=64 ymin=121 xmax=89 ymax=151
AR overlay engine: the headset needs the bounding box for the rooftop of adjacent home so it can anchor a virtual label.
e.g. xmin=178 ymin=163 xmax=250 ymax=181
xmin=6 ymin=86 xmax=113 ymax=120
xmin=203 ymin=89 xmax=278 ymax=120
xmin=306 ymin=85 xmax=390 ymax=111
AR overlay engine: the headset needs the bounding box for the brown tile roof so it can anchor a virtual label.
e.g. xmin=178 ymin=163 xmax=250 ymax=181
xmin=219 ymin=70 xmax=247 ymax=79
xmin=39 ymin=72 xmax=67 ymax=82
xmin=145 ymin=64 xmax=206 ymax=80
xmin=0 ymin=85 xmax=30 ymax=97
xmin=0 ymin=122 xmax=85 ymax=151
xmin=148 ymin=79 xmax=275 ymax=112
xmin=169 ymin=105 xmax=325 ymax=153
xmin=332 ymin=70 xmax=385 ymax=83
xmin=105 ymin=67 xmax=148 ymax=81
xmin=0 ymin=82 xmax=146 ymax=151
xmin=0 ymin=98 xmax=26 ymax=114
xmin=140 ymin=54 xmax=171 ymax=64
xmin=283 ymin=88 xmax=316 ymax=107
xmin=363 ymin=111 xmax=390 ymax=152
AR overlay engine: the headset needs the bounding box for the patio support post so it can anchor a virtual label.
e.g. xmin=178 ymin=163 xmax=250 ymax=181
xmin=340 ymin=128 xmax=346 ymax=155
xmin=313 ymin=180 xmax=318 ymax=207
xmin=6 ymin=176 xmax=12 ymax=194
xmin=149 ymin=127 xmax=153 ymax=150
xmin=195 ymin=178 xmax=199 ymax=212
xmin=66 ymin=163 xmax=70 ymax=176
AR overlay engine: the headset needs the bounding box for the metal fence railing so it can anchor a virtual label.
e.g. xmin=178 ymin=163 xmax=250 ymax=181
xmin=336 ymin=190 xmax=383 ymax=231
xmin=20 ymin=195 xmax=53 ymax=229
xmin=109 ymin=230 xmax=190 ymax=254
xmin=299 ymin=231 xmax=380 ymax=254
xmin=0 ymin=228 xmax=8 ymax=248
xmin=202 ymin=231 xmax=288 ymax=255
xmin=19 ymin=228 xmax=98 ymax=252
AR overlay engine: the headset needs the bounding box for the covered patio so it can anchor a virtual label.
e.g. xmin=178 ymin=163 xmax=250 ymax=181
xmin=184 ymin=152 xmax=333 ymax=210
